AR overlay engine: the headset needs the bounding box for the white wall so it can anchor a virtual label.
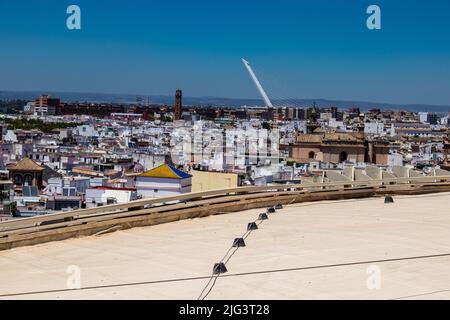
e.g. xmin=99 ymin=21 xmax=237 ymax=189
xmin=85 ymin=188 xmax=137 ymax=208
xmin=45 ymin=177 xmax=91 ymax=195
xmin=136 ymin=177 xmax=192 ymax=198
xmin=388 ymin=153 xmax=403 ymax=168
xmin=77 ymin=125 xmax=96 ymax=137
xmin=364 ymin=122 xmax=384 ymax=135
xmin=418 ymin=112 xmax=428 ymax=124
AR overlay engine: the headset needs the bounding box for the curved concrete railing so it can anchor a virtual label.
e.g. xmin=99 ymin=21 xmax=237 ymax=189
xmin=0 ymin=175 xmax=449 ymax=250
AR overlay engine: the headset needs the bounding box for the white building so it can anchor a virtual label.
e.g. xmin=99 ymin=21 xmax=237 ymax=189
xmin=90 ymin=177 xmax=108 ymax=187
xmin=387 ymin=152 xmax=404 ymax=168
xmin=85 ymin=186 xmax=138 ymax=208
xmin=418 ymin=112 xmax=428 ymax=124
xmin=23 ymin=102 xmax=35 ymax=113
xmin=328 ymin=119 xmax=345 ymax=130
xmin=45 ymin=176 xmax=91 ymax=196
xmin=364 ymin=122 xmax=384 ymax=135
xmin=136 ymin=164 xmax=192 ymax=198
xmin=131 ymin=153 xmax=166 ymax=171
xmin=4 ymin=130 xmax=17 ymax=143
xmin=76 ymin=125 xmax=97 ymax=137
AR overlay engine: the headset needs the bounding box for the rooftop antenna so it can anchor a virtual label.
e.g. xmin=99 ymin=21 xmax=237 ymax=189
xmin=242 ymin=58 xmax=274 ymax=108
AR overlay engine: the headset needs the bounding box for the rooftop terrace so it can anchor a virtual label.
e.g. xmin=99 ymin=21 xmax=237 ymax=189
xmin=1 ymin=192 xmax=450 ymax=300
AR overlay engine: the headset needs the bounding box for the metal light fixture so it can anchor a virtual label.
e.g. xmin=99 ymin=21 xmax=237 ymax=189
xmin=232 ymin=238 xmax=246 ymax=247
xmin=247 ymin=222 xmax=258 ymax=230
xmin=213 ymin=263 xmax=228 ymax=275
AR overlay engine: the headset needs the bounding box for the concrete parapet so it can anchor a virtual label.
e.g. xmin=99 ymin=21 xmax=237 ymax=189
xmin=366 ymin=166 xmax=382 ymax=180
xmin=355 ymin=169 xmax=372 ymax=181
xmin=325 ymin=170 xmax=351 ymax=182
xmin=393 ymin=166 xmax=410 ymax=178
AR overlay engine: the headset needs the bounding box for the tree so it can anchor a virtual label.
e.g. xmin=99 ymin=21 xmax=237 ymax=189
xmin=262 ymin=122 xmax=271 ymax=130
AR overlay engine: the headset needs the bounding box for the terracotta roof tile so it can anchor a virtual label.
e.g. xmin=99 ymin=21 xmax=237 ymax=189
xmin=8 ymin=158 xmax=44 ymax=171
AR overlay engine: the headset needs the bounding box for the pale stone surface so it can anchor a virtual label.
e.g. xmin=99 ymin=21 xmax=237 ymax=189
xmin=1 ymin=192 xmax=450 ymax=300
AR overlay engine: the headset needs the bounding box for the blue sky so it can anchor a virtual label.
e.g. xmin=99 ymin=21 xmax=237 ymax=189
xmin=0 ymin=0 xmax=449 ymax=105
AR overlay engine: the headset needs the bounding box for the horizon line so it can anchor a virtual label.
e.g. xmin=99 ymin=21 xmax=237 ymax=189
xmin=1 ymin=89 xmax=450 ymax=109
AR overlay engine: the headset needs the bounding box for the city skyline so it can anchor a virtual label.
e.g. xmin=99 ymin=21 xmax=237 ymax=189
xmin=1 ymin=1 xmax=450 ymax=305
xmin=2 ymin=89 xmax=450 ymax=114
xmin=0 ymin=1 xmax=450 ymax=105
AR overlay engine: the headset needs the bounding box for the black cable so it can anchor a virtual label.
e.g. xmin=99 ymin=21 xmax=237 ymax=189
xmin=197 ymin=223 xmax=253 ymax=300
xmin=224 ymin=247 xmax=239 ymax=266
xmin=5 ymin=193 xmax=448 ymax=299
xmin=197 ymin=191 xmax=450 ymax=299
xmin=392 ymin=289 xmax=450 ymax=300
xmin=200 ymin=250 xmax=450 ymax=300
xmin=219 ymin=246 xmax=235 ymax=263
xmin=195 ymin=201 xmax=259 ymax=300
xmin=3 ymin=251 xmax=450 ymax=298
xmin=196 ymin=273 xmax=215 ymax=300
xmin=201 ymin=274 xmax=220 ymax=301
xmin=197 ymin=212 xmax=268 ymax=300
xmin=0 ymin=274 xmax=212 ymax=298
xmin=216 ymin=252 xmax=450 ymax=279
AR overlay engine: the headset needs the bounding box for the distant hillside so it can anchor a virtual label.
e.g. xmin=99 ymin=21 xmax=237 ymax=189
xmin=1 ymin=90 xmax=449 ymax=114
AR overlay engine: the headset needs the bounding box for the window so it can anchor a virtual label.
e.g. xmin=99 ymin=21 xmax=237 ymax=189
xmin=24 ymin=174 xmax=34 ymax=186
xmin=13 ymin=174 xmax=22 ymax=185
xmin=106 ymin=197 xmax=117 ymax=205
xmin=308 ymin=151 xmax=315 ymax=159
xmin=63 ymin=187 xmax=76 ymax=197
xmin=339 ymin=151 xmax=348 ymax=163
